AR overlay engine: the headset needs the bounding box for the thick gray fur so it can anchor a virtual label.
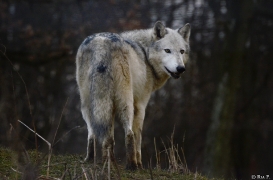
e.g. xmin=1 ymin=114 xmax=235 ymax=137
xmin=76 ymin=21 xmax=191 ymax=170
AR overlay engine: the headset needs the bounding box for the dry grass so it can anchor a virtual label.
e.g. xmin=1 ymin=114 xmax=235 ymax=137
xmin=1 ymin=117 xmax=217 ymax=180
xmin=0 ymin=146 xmax=216 ymax=180
xmin=0 ymin=125 xmax=220 ymax=180
xmin=155 ymin=127 xmax=189 ymax=174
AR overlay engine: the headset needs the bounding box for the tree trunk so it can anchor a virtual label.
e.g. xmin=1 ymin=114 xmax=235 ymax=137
xmin=203 ymin=0 xmax=254 ymax=178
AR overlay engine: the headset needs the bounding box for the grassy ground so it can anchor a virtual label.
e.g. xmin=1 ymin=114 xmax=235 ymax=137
xmin=0 ymin=147 xmax=219 ymax=180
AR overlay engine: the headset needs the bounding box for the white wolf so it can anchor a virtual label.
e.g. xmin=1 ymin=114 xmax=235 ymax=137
xmin=76 ymin=21 xmax=190 ymax=170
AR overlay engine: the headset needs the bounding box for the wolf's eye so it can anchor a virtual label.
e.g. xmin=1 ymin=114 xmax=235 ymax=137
xmin=164 ymin=49 xmax=171 ymax=53
xmin=180 ymin=50 xmax=185 ymax=54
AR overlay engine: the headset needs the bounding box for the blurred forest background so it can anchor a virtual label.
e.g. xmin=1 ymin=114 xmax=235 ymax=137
xmin=1 ymin=0 xmax=273 ymax=179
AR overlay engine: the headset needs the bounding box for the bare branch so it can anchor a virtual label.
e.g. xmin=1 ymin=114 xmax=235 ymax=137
xmin=11 ymin=167 xmax=23 ymax=174
xmin=18 ymin=120 xmax=51 ymax=148
xmin=81 ymin=165 xmax=89 ymax=180
xmin=52 ymin=97 xmax=70 ymax=145
xmin=53 ymin=126 xmax=81 ymax=146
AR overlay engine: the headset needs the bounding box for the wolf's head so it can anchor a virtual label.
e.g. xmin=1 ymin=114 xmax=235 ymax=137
xmin=149 ymin=21 xmax=191 ymax=79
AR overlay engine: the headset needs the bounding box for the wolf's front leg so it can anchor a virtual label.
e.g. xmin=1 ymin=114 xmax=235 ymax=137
xmin=133 ymin=104 xmax=146 ymax=169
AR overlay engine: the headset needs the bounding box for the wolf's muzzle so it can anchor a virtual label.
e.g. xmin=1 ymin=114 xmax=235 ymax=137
xmin=165 ymin=66 xmax=185 ymax=79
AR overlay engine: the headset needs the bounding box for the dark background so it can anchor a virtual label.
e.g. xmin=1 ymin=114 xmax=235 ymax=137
xmin=1 ymin=0 xmax=273 ymax=179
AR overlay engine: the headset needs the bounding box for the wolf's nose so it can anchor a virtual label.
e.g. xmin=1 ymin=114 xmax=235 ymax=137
xmin=176 ymin=66 xmax=185 ymax=73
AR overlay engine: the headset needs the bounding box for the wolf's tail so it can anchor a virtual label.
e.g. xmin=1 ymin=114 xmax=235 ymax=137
xmin=78 ymin=33 xmax=124 ymax=143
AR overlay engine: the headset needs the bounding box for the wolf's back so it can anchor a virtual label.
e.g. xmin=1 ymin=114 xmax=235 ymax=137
xmin=76 ymin=33 xmax=125 ymax=142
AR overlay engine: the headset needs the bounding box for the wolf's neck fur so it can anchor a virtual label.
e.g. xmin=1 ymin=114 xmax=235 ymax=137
xmin=120 ymin=29 xmax=170 ymax=91
xmin=120 ymin=29 xmax=154 ymax=47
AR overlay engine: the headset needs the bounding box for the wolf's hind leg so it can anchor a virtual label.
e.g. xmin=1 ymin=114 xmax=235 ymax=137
xmin=102 ymin=118 xmax=115 ymax=162
xmin=124 ymin=127 xmax=137 ymax=170
xmin=85 ymin=129 xmax=94 ymax=162
xmin=112 ymin=49 xmax=137 ymax=170
xmin=115 ymin=82 xmax=137 ymax=169
xmin=119 ymin=98 xmax=137 ymax=170
xmin=82 ymin=107 xmax=94 ymax=162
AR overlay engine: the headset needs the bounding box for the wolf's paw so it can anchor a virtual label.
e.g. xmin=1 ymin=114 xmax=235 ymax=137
xmin=82 ymin=153 xmax=93 ymax=163
xmin=81 ymin=157 xmax=89 ymax=163
xmin=126 ymin=162 xmax=138 ymax=171
xmin=137 ymin=162 xmax=143 ymax=170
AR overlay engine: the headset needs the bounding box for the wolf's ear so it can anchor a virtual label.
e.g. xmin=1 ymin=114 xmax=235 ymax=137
xmin=153 ymin=21 xmax=167 ymax=40
xmin=178 ymin=23 xmax=191 ymax=42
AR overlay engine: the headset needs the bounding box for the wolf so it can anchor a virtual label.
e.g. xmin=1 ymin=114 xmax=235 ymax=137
xmin=76 ymin=21 xmax=190 ymax=170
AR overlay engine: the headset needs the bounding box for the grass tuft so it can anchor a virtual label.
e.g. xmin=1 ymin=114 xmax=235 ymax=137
xmin=0 ymin=146 xmax=221 ymax=180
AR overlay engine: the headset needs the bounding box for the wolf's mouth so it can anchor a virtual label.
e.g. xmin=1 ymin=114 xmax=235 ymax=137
xmin=165 ymin=67 xmax=181 ymax=79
